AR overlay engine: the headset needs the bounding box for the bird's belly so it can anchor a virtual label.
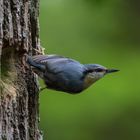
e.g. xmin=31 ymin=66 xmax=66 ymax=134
xmin=45 ymin=70 xmax=84 ymax=93
xmin=46 ymin=78 xmax=83 ymax=93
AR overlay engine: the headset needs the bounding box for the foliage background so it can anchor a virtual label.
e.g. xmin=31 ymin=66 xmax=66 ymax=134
xmin=39 ymin=0 xmax=140 ymax=140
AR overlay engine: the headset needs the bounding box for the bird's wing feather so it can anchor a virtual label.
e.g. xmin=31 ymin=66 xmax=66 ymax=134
xmin=31 ymin=55 xmax=81 ymax=74
xmin=32 ymin=55 xmax=65 ymax=63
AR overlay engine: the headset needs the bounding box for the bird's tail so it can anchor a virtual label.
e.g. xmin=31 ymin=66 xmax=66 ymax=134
xmin=26 ymin=55 xmax=46 ymax=72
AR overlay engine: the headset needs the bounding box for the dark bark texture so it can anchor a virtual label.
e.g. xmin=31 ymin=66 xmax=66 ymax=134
xmin=0 ymin=0 xmax=42 ymax=139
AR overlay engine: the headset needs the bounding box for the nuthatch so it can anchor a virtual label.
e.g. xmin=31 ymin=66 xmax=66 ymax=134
xmin=27 ymin=54 xmax=119 ymax=94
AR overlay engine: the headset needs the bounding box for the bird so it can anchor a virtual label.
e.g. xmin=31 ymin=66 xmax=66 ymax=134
xmin=27 ymin=54 xmax=119 ymax=94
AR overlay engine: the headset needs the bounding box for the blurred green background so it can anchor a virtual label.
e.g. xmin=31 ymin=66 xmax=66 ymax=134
xmin=39 ymin=0 xmax=140 ymax=140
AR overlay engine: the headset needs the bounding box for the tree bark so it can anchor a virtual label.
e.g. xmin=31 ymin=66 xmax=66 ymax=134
xmin=0 ymin=0 xmax=43 ymax=139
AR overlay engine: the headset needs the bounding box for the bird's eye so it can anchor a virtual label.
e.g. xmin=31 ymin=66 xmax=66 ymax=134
xmin=95 ymin=68 xmax=103 ymax=72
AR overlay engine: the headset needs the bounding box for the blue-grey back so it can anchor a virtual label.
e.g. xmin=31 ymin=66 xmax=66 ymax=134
xmin=32 ymin=55 xmax=85 ymax=75
xmin=31 ymin=55 xmax=86 ymax=93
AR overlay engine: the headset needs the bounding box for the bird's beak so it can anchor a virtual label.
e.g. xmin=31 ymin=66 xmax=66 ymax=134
xmin=106 ymin=69 xmax=119 ymax=74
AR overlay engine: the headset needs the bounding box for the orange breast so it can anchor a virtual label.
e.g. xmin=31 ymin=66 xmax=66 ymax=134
xmin=83 ymin=74 xmax=95 ymax=89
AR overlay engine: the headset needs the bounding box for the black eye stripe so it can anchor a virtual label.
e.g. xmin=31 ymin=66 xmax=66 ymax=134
xmin=95 ymin=68 xmax=104 ymax=72
xmin=84 ymin=68 xmax=105 ymax=74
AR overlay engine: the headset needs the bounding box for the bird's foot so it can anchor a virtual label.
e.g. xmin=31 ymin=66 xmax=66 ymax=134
xmin=39 ymin=86 xmax=47 ymax=92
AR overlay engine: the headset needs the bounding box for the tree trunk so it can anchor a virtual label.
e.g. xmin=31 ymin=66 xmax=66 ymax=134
xmin=0 ymin=0 xmax=43 ymax=139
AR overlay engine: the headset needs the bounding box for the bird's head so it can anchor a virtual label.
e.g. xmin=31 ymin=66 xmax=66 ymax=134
xmin=83 ymin=64 xmax=119 ymax=89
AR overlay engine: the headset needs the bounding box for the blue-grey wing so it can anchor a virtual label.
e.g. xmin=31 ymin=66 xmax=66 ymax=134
xmin=31 ymin=55 xmax=86 ymax=93
xmin=31 ymin=54 xmax=84 ymax=74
